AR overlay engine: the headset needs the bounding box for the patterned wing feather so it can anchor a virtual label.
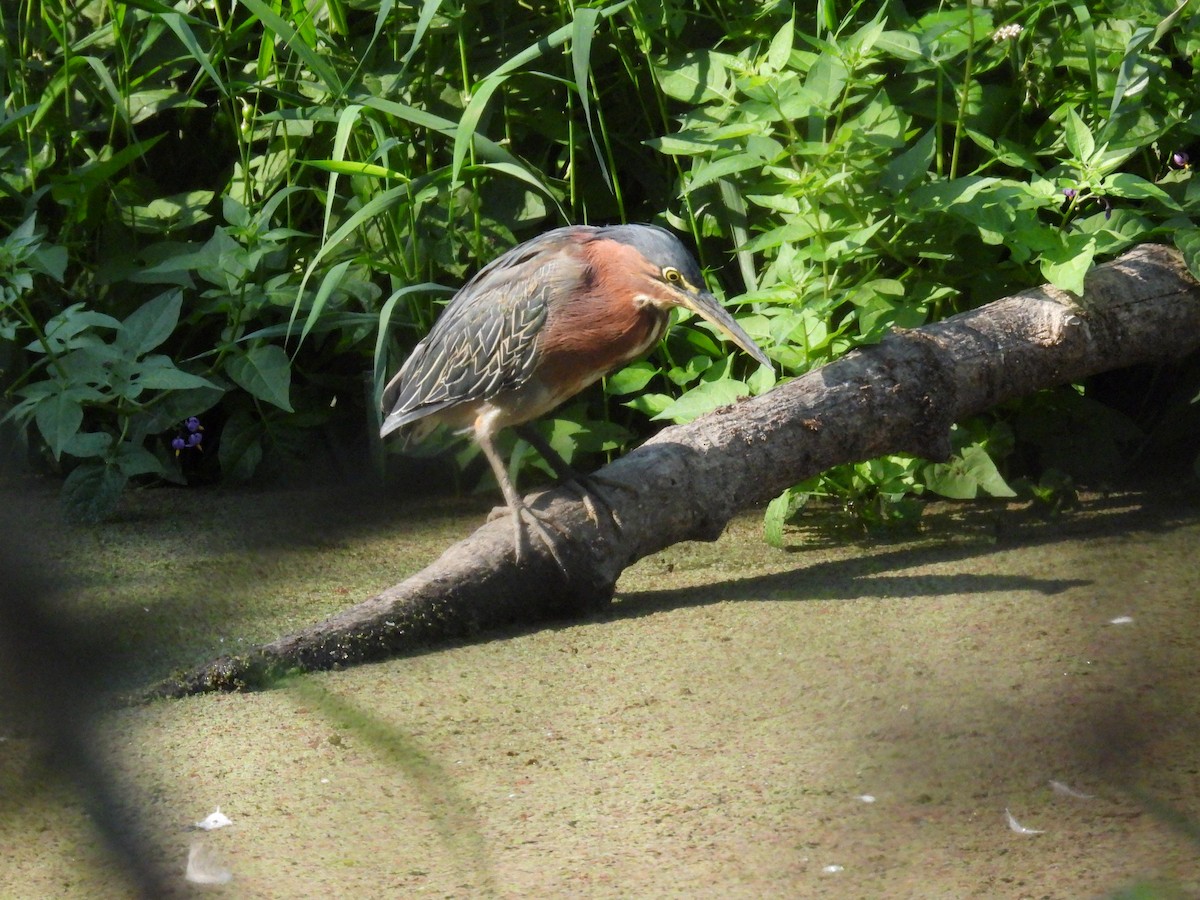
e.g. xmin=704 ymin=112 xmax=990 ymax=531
xmin=380 ymin=230 xmax=591 ymax=436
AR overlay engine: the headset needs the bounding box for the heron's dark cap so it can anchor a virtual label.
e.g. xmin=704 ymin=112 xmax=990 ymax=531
xmin=596 ymin=224 xmax=708 ymax=289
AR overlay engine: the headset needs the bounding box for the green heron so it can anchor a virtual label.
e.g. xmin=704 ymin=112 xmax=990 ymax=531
xmin=380 ymin=224 xmax=770 ymax=565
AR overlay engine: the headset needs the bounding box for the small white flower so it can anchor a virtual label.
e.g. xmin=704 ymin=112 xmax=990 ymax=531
xmin=823 ymin=864 xmax=844 ymax=873
xmin=1108 ymin=615 xmax=1134 ymax=625
xmin=992 ymin=24 xmax=1024 ymax=42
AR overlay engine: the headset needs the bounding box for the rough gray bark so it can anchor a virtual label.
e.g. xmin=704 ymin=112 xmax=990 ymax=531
xmin=148 ymin=243 xmax=1200 ymax=698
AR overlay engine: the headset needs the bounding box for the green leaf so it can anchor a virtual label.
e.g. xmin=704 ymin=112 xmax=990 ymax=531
xmin=115 ymin=442 xmax=166 ymax=477
xmin=605 ymin=361 xmax=658 ymax=395
xmin=1175 ymin=227 xmax=1200 ymax=282
xmin=804 ymin=53 xmax=848 ymax=110
xmin=225 ymin=344 xmax=293 ymax=411
xmin=1040 ymin=233 xmax=1097 ymax=296
xmin=452 ymin=75 xmax=508 ymax=188
xmin=763 ymin=490 xmax=792 ymax=548
xmin=29 ymin=243 xmax=68 ymax=281
xmin=1063 ymin=108 xmax=1095 ymax=163
xmin=652 ymin=379 xmax=750 ymax=424
xmin=62 ymin=431 xmax=114 ymax=460
xmin=304 ymin=159 xmax=409 ymax=179
xmin=688 ymin=153 xmax=767 ymax=191
xmin=128 ymin=385 xmax=224 ymax=438
xmin=61 ymin=462 xmax=128 ymax=524
xmin=134 ymin=356 xmax=218 ymax=391
xmin=119 ymin=289 xmax=182 ymax=357
xmin=1102 ymin=173 xmax=1179 ymax=208
xmin=295 ymin=259 xmax=352 ymax=352
xmin=765 ymin=18 xmax=794 ymax=71
xmin=623 ymin=392 xmax=674 ymax=418
xmin=38 ymin=304 xmax=122 ymax=354
xmin=875 ymin=30 xmax=922 ymax=60
xmin=35 ymin=391 xmax=84 ymax=459
xmin=570 ymin=6 xmax=610 ymax=188
xmin=218 ymin=409 xmax=264 ymax=481
xmin=237 ymin=0 xmax=343 ymax=94
xmin=881 ymin=129 xmax=936 ymax=194
xmin=924 ymin=445 xmax=1016 ymax=500
xmin=654 ymin=51 xmax=732 ymax=104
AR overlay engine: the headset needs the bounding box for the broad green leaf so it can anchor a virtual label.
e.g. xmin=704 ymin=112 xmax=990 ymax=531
xmin=804 ymin=53 xmax=848 ymax=110
xmin=1063 ymin=108 xmax=1095 ymax=162
xmin=605 ymin=361 xmax=658 ymax=395
xmin=61 ymin=462 xmax=127 ymax=524
xmin=135 ymin=356 xmax=219 ymax=390
xmin=63 ymin=430 xmax=114 ymax=459
xmin=652 ymin=379 xmax=750 ymax=424
xmin=875 ymin=30 xmax=922 ymax=60
xmin=1103 ymin=173 xmax=1179 ymax=208
xmin=924 ymin=445 xmax=1016 ymax=500
xmin=688 ymin=153 xmax=765 ymax=191
xmin=654 ymin=51 xmax=732 ymax=104
xmin=1175 ymin=227 xmax=1200 ymax=282
xmin=120 ymin=290 xmax=182 ymax=357
xmin=130 ymin=385 xmax=224 ymax=437
xmin=765 ymin=18 xmax=794 ymax=71
xmin=881 ymin=129 xmax=936 ymax=194
xmin=623 ymin=392 xmax=674 ymax=418
xmin=35 ymin=391 xmax=84 ymax=459
xmin=747 ymin=363 xmax=777 ymax=395
xmin=116 ymin=442 xmax=166 ymax=477
xmin=39 ymin=304 xmax=121 ymax=354
xmin=1040 ymin=234 xmax=1096 ymax=296
xmin=226 ymin=344 xmax=294 ymax=411
xmin=909 ymin=176 xmax=995 ymax=209
xmin=644 ymin=134 xmax=724 ymax=156
xmin=29 ymin=243 xmax=68 ymax=281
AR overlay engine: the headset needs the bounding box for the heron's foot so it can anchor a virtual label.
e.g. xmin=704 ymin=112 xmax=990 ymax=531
xmin=562 ymin=471 xmax=639 ymax=529
xmin=489 ymin=500 xmax=569 ymax=571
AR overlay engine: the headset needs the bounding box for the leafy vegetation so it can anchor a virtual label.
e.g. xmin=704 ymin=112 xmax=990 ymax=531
xmin=1 ymin=0 xmax=1198 ymax=528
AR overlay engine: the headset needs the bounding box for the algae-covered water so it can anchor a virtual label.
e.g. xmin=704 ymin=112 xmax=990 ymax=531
xmin=2 ymin=480 xmax=1199 ymax=898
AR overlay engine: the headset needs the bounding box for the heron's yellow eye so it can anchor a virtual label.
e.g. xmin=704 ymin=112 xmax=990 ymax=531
xmin=663 ymin=267 xmax=683 ymax=284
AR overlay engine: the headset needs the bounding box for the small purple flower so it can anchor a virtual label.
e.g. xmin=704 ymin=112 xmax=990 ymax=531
xmin=1101 ymin=196 xmax=1112 ymax=220
xmin=186 ymin=416 xmax=203 ymax=433
xmin=1062 ymin=188 xmax=1077 ymax=199
xmin=187 ymin=432 xmax=204 ymax=448
xmin=1172 ymin=150 xmax=1190 ymax=168
xmin=171 ymin=437 xmax=187 ymax=451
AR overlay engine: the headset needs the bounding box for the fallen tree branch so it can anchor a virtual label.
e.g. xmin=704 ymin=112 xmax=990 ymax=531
xmin=148 ymin=243 xmax=1200 ymax=698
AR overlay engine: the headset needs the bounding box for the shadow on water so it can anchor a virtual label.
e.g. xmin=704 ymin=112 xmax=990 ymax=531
xmin=0 ymin=489 xmax=175 ymax=897
xmin=610 ymin=486 xmax=1200 ymax=620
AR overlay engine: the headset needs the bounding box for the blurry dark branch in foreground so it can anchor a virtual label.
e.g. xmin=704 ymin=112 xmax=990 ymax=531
xmin=147 ymin=244 xmax=1200 ymax=698
xmin=0 ymin=502 xmax=173 ymax=895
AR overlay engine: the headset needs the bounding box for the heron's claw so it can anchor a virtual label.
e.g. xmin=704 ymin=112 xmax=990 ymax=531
xmin=506 ymin=501 xmax=569 ymax=572
xmin=562 ymin=472 xmax=638 ymax=529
